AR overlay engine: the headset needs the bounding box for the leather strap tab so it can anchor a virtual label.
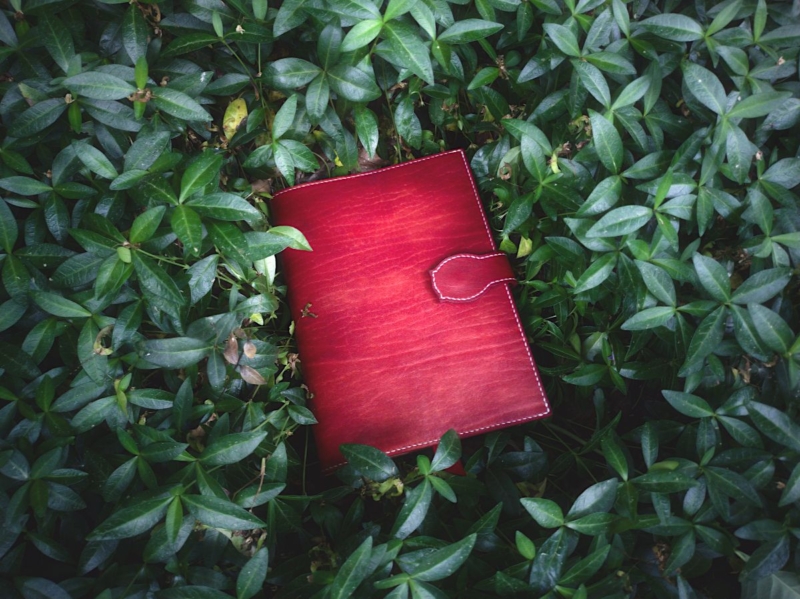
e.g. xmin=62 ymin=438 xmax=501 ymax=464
xmin=430 ymin=252 xmax=515 ymax=302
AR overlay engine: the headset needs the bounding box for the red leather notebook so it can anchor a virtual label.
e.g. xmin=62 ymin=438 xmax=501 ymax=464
xmin=271 ymin=150 xmax=550 ymax=472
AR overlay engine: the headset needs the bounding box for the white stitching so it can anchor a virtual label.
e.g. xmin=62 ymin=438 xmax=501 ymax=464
xmin=277 ymin=150 xmax=552 ymax=473
xmin=430 ymin=252 xmax=516 ymax=301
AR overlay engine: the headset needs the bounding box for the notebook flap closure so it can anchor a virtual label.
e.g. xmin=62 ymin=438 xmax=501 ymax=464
xmin=430 ymin=252 xmax=515 ymax=302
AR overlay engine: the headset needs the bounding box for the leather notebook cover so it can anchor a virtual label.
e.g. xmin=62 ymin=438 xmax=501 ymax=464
xmin=271 ymin=150 xmax=550 ymax=472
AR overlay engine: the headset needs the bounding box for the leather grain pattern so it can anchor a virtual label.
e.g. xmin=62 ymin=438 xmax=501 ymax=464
xmin=271 ymin=150 xmax=550 ymax=471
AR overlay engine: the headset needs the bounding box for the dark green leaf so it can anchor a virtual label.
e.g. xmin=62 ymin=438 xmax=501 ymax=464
xmin=438 ymin=19 xmax=503 ymax=44
xmin=8 ymin=98 xmax=66 ymax=138
xmin=341 ymin=444 xmax=399 ymax=481
xmin=63 ymin=72 xmax=136 ymax=101
xmin=747 ymin=402 xmax=800 ymax=452
xmin=383 ymin=21 xmax=434 ymax=84
xmin=392 ymin=479 xmax=433 ymax=539
xmin=520 ymin=498 xmax=564 ymax=527
xmin=589 ymin=109 xmax=623 ymax=173
xmin=152 ymin=88 xmax=212 ymax=121
xmin=182 ymin=494 xmax=266 ymax=530
xmin=638 ymin=14 xmax=704 ymax=41
xmin=88 ymin=498 xmax=171 ymax=540
xmin=201 ymin=431 xmax=268 ymax=466
xmin=141 ymin=337 xmax=212 ymax=369
xmin=328 ymin=65 xmax=381 ymax=103
xmin=330 ymin=536 xmax=373 ymax=598
xmin=237 ymin=547 xmax=269 ymax=599
xmin=431 ymin=429 xmax=461 ymax=472
xmin=748 ymin=304 xmax=793 ymax=354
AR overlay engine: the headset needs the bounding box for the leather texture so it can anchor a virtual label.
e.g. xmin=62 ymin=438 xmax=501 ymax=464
xmin=271 ymin=150 xmax=550 ymax=472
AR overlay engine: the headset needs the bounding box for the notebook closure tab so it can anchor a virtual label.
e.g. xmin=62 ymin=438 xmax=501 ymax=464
xmin=430 ymin=252 xmax=516 ymax=302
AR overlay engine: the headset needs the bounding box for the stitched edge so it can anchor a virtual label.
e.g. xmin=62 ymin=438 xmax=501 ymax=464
xmin=430 ymin=252 xmax=515 ymax=302
xmin=271 ymin=149 xmax=465 ymax=199
xmin=321 ymin=150 xmax=552 ymax=473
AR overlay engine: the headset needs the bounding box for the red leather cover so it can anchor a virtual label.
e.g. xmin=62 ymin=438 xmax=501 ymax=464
xmin=271 ymin=150 xmax=550 ymax=472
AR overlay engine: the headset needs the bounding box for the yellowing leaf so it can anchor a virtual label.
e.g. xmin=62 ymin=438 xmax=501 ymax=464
xmin=223 ymin=98 xmax=248 ymax=140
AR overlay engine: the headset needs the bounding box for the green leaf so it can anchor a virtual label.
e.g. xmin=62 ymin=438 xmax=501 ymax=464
xmin=354 ymin=105 xmax=379 ymax=158
xmin=577 ymin=176 xmax=622 ymax=216
xmin=391 ymin=478 xmax=433 ymax=539
xmin=573 ymin=252 xmax=616 ymax=293
xmin=636 ymin=260 xmax=676 ymax=305
xmin=587 ymin=206 xmax=652 ymax=238
xmin=520 ymin=135 xmax=547 ymax=182
xmin=740 ymin=536 xmax=790 ymax=583
xmin=0 ymin=176 xmax=52 ymax=195
xmin=272 ymin=95 xmax=298 ymax=140
xmin=631 ymin=471 xmax=698 ymax=493
xmin=182 ymin=494 xmax=266 ymax=530
xmin=662 ymin=390 xmax=715 ymax=418
xmin=141 ymin=337 xmax=212 ymax=369
xmin=75 ymin=143 xmax=119 ymax=179
xmin=732 ymin=268 xmax=791 ymax=304
xmin=588 ymin=109 xmax=623 ymax=173
xmin=273 ymin=0 xmax=307 ymax=37
xmin=565 ymin=513 xmax=616 ymax=535
xmin=560 ymin=545 xmax=610 ymax=587
xmin=201 ymin=431 xmax=268 ymax=466
xmin=32 ymin=291 xmax=91 ymax=318
xmin=779 ymin=462 xmax=800 ymax=507
xmin=330 ymin=536 xmax=373 ymax=599
xmin=341 ymin=444 xmax=399 ymax=481
xmin=438 ymin=19 xmax=503 ymax=44
xmin=747 ymin=402 xmax=800 ymax=452
xmin=63 ymin=72 xmax=136 ymax=101
xmin=574 ymin=61 xmax=610 ymax=108
xmin=543 ymin=23 xmax=581 ymax=57
xmin=136 ymin=176 xmax=179 ymax=206
xmin=638 ymin=14 xmax=704 ymax=41
xmin=328 ymin=65 xmax=381 ymax=103
xmin=431 ymin=429 xmax=461 ymax=472
xmin=305 ymin=74 xmax=329 ymax=122
xmin=237 ymin=548 xmax=269 ymax=599
xmin=342 ymin=19 xmax=383 ymax=52
xmin=263 ymin=58 xmax=322 ymax=89
xmin=520 ymin=498 xmax=564 ymax=527
xmin=601 ymin=435 xmax=628 ymax=481
xmin=585 ymin=51 xmax=636 ymax=76
xmin=567 ymin=479 xmax=618 ymax=518
xmin=161 ymin=33 xmax=219 ymax=58
xmin=88 ymin=497 xmax=172 ymax=540
xmin=682 ymin=62 xmax=726 ymax=116
xmin=680 ymin=306 xmax=727 ymax=375
xmin=122 ymin=4 xmax=148 ymax=63
xmin=129 ymin=206 xmax=166 ymax=244
xmin=39 ymin=14 xmax=74 ymax=73
xmin=403 ymin=534 xmax=476 ymax=581
xmin=728 ymin=92 xmax=793 ymax=119
xmin=186 ymin=193 xmax=262 ymax=223
xmin=132 ymin=252 xmax=186 ymax=315
xmin=180 ymin=151 xmax=223 ymax=203
xmin=748 ymin=304 xmax=793 ymax=354
xmin=152 ymin=88 xmax=212 ymax=121
xmin=9 ymin=98 xmax=67 ymax=138
xmin=705 ymin=466 xmax=761 ymax=506
xmin=692 ymin=253 xmax=731 ymax=302
xmin=612 ymin=75 xmax=651 ymax=110
xmin=388 ymin=0 xmax=423 ymax=21
xmin=171 ymin=206 xmax=204 ymax=255
xmin=383 ymin=21 xmax=434 ymax=84
xmin=621 ymin=306 xmax=677 ymax=330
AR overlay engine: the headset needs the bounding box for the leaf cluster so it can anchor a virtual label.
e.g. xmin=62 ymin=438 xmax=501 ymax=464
xmin=1 ymin=0 xmax=800 ymax=598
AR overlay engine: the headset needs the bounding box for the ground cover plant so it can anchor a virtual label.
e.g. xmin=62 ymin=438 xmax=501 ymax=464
xmin=1 ymin=0 xmax=799 ymax=597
